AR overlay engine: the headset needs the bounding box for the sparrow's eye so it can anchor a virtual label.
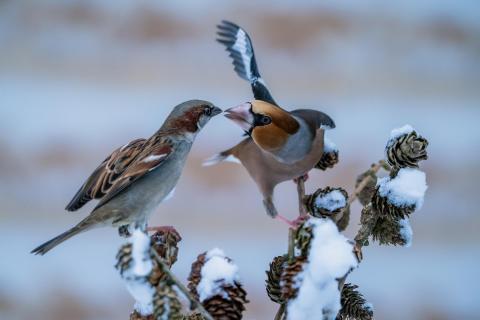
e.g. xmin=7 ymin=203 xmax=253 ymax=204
xmin=261 ymin=115 xmax=272 ymax=125
xmin=203 ymin=107 xmax=212 ymax=116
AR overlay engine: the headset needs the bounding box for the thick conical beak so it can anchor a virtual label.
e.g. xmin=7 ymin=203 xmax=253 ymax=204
xmin=211 ymin=106 xmax=223 ymax=117
xmin=224 ymin=102 xmax=254 ymax=131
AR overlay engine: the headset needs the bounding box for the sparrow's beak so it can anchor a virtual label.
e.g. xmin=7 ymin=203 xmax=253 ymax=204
xmin=211 ymin=106 xmax=223 ymax=117
xmin=224 ymin=102 xmax=254 ymax=132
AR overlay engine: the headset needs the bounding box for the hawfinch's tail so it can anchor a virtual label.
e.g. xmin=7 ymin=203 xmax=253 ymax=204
xmin=203 ymin=149 xmax=241 ymax=167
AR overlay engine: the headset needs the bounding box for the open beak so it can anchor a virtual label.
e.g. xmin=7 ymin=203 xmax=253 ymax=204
xmin=224 ymin=102 xmax=254 ymax=132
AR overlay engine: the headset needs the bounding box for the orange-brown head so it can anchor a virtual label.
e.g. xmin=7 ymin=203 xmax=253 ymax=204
xmin=224 ymin=100 xmax=299 ymax=151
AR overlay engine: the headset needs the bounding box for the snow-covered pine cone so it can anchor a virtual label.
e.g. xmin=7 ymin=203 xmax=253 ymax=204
xmin=188 ymin=250 xmax=248 ymax=320
xmin=151 ymin=228 xmax=182 ymax=267
xmin=371 ymin=188 xmax=415 ymax=219
xmin=336 ymin=284 xmax=373 ymax=320
xmin=355 ymin=169 xmax=378 ymax=206
xmin=152 ymin=282 xmax=183 ymax=320
xmin=129 ymin=311 xmax=154 ymax=320
xmin=386 ymin=130 xmax=428 ymax=168
xmin=115 ymin=243 xmax=133 ymax=275
xmin=315 ymin=149 xmax=339 ymax=170
xmin=265 ymin=255 xmax=288 ymax=304
xmin=371 ymin=216 xmax=412 ymax=247
xmin=280 ymin=256 xmax=307 ymax=302
xmin=304 ymin=187 xmax=349 ymax=218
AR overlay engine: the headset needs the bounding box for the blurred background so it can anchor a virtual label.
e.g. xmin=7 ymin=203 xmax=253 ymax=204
xmin=1 ymin=0 xmax=479 ymax=319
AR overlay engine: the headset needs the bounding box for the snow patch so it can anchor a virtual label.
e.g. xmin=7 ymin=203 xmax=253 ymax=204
xmin=378 ymin=168 xmax=428 ymax=209
xmin=315 ymin=189 xmax=346 ymax=212
xmin=387 ymin=124 xmax=414 ymax=147
xmin=131 ymin=230 xmax=153 ymax=276
xmin=120 ymin=229 xmax=155 ymax=316
xmin=287 ymin=218 xmax=358 ymax=320
xmin=197 ymin=248 xmax=240 ymax=302
xmin=323 ymin=137 xmax=338 ymax=153
xmin=398 ymin=218 xmax=413 ymax=247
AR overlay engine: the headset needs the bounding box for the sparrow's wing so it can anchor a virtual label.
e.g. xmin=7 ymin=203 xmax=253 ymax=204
xmin=217 ymin=20 xmax=278 ymax=106
xmin=291 ymin=109 xmax=336 ymax=136
xmin=93 ymin=136 xmax=174 ymax=210
xmin=65 ymin=138 xmax=146 ymax=211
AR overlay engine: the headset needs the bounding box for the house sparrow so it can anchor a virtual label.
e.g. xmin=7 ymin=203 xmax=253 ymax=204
xmin=207 ymin=21 xmax=335 ymax=226
xmin=32 ymin=100 xmax=221 ymax=255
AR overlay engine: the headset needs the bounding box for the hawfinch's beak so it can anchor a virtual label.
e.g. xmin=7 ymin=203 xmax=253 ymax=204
xmin=211 ymin=106 xmax=223 ymax=117
xmin=224 ymin=102 xmax=253 ymax=131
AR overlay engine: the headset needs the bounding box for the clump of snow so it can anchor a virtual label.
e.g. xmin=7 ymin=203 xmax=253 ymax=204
xmin=315 ymin=189 xmax=346 ymax=212
xmin=323 ymin=137 xmax=338 ymax=153
xmin=377 ymin=168 xmax=428 ymax=209
xmin=131 ymin=229 xmax=153 ymax=276
xmin=197 ymin=248 xmax=240 ymax=302
xmin=387 ymin=124 xmax=414 ymax=147
xmin=398 ymin=218 xmax=413 ymax=247
xmin=287 ymin=218 xmax=358 ymax=320
xmin=127 ymin=281 xmax=155 ymax=316
xmin=121 ymin=229 xmax=155 ymax=316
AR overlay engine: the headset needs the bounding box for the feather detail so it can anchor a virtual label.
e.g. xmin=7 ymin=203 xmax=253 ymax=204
xmin=216 ymin=20 xmax=277 ymax=105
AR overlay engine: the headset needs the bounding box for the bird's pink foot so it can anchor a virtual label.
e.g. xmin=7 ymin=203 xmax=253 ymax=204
xmin=276 ymin=214 xmax=310 ymax=229
xmin=293 ymin=173 xmax=309 ymax=184
xmin=147 ymin=225 xmax=180 ymax=238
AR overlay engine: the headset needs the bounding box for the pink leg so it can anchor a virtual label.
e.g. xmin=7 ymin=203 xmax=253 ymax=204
xmin=275 ymin=214 xmax=309 ymax=229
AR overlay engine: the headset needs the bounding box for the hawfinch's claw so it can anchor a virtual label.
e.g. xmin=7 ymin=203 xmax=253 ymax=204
xmin=276 ymin=214 xmax=310 ymax=229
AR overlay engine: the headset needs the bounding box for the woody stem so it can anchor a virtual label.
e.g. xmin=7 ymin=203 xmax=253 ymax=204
xmin=150 ymin=249 xmax=214 ymax=320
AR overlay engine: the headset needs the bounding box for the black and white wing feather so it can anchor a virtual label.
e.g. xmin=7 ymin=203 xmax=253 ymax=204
xmin=216 ymin=20 xmax=277 ymax=106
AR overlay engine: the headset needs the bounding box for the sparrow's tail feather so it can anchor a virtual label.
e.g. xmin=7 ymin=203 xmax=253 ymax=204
xmin=31 ymin=219 xmax=93 ymax=255
xmin=203 ymin=149 xmax=241 ymax=167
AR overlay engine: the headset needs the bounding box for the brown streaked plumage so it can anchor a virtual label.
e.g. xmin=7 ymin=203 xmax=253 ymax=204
xmin=32 ymin=100 xmax=221 ymax=255
xmin=211 ymin=21 xmax=336 ymax=225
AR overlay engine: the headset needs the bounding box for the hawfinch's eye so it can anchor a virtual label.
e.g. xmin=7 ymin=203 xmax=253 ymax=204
xmin=261 ymin=115 xmax=272 ymax=125
xmin=203 ymin=107 xmax=212 ymax=116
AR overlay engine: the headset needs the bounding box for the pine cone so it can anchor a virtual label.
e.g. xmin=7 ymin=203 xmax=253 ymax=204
xmin=355 ymin=169 xmax=378 ymax=206
xmin=281 ymin=256 xmax=307 ymax=301
xmin=151 ymin=228 xmax=182 ymax=267
xmin=371 ymin=216 xmax=412 ymax=247
xmin=130 ymin=311 xmax=154 ymax=320
xmin=304 ymin=187 xmax=348 ymax=218
xmin=183 ymin=312 xmax=205 ymax=320
xmin=371 ymin=187 xmax=415 ymax=219
xmin=115 ymin=243 xmax=133 ymax=276
xmin=202 ymin=285 xmax=248 ymax=320
xmin=294 ymin=220 xmax=315 ymax=258
xmin=386 ymin=130 xmax=428 ymax=168
xmin=315 ymin=149 xmax=339 ymax=170
xmin=153 ymin=282 xmax=183 ymax=320
xmin=337 ymin=284 xmax=373 ymax=320
xmin=187 ymin=253 xmax=207 ymax=299
xmin=266 ymin=255 xmax=288 ymax=304
xmin=354 ymin=204 xmax=378 ymax=247
xmin=188 ymin=252 xmax=248 ymax=320
xmin=336 ymin=204 xmax=351 ymax=232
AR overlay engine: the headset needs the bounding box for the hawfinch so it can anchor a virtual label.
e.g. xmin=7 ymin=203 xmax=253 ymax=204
xmin=208 ymin=21 xmax=335 ymax=226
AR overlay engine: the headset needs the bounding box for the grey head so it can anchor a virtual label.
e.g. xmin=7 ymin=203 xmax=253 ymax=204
xmin=160 ymin=99 xmax=222 ymax=134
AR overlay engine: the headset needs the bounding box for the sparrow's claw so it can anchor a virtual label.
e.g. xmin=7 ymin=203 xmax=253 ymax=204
xmin=118 ymin=225 xmax=132 ymax=238
xmin=293 ymin=173 xmax=309 ymax=184
xmin=276 ymin=214 xmax=310 ymax=229
xmin=147 ymin=225 xmax=181 ymax=239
